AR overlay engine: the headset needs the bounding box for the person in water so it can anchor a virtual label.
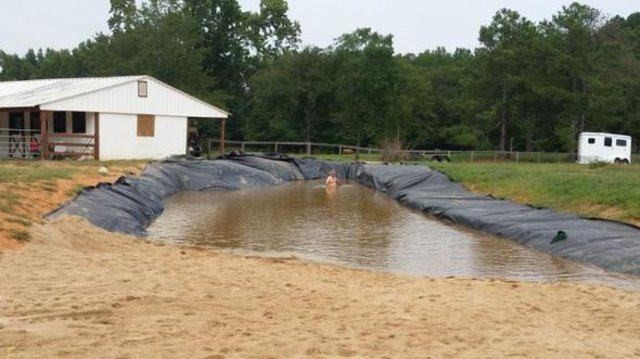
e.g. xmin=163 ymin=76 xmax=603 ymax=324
xmin=326 ymin=170 xmax=339 ymax=188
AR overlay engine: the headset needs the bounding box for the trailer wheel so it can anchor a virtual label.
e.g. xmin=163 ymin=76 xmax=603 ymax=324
xmin=614 ymin=158 xmax=623 ymax=164
xmin=622 ymin=159 xmax=630 ymax=165
xmin=430 ymin=155 xmax=442 ymax=162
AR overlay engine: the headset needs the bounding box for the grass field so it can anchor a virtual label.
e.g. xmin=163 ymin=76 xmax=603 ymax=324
xmin=430 ymin=162 xmax=640 ymax=225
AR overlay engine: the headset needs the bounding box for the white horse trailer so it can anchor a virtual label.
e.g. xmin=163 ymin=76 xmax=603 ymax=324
xmin=578 ymin=132 xmax=632 ymax=164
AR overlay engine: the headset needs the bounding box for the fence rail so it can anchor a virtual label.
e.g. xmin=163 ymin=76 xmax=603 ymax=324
xmin=205 ymin=139 xmax=602 ymax=164
xmin=0 ymin=128 xmax=96 ymax=160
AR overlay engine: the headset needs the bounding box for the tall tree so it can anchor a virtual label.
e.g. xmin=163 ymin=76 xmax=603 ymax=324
xmin=540 ymin=3 xmax=604 ymax=151
xmin=477 ymin=9 xmax=537 ymax=151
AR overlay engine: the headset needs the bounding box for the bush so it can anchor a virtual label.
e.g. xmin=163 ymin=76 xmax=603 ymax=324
xmin=380 ymin=139 xmax=407 ymax=163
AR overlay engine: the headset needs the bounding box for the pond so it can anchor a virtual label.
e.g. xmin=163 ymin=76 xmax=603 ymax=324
xmin=148 ymin=181 xmax=640 ymax=290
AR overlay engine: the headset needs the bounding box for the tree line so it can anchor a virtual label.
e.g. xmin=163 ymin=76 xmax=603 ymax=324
xmin=1 ymin=1 xmax=639 ymax=152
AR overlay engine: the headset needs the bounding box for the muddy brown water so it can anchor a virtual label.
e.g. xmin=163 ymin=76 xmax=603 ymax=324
xmin=148 ymin=181 xmax=640 ymax=290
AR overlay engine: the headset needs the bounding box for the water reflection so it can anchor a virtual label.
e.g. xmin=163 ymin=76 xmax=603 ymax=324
xmin=148 ymin=181 xmax=640 ymax=291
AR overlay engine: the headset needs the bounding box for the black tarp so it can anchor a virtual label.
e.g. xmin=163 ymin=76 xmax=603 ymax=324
xmin=48 ymin=155 xmax=640 ymax=275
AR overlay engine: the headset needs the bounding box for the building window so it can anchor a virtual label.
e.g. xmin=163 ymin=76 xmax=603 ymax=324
xmin=72 ymin=112 xmax=86 ymax=133
xmin=53 ymin=112 xmax=67 ymax=133
xmin=616 ymin=139 xmax=627 ymax=147
xmin=9 ymin=112 xmax=24 ymax=134
xmin=137 ymin=115 xmax=155 ymax=137
xmin=604 ymin=137 xmax=612 ymax=147
xmin=588 ymin=138 xmax=595 ymax=144
xmin=30 ymin=112 xmax=41 ymax=133
xmin=138 ymin=80 xmax=148 ymax=98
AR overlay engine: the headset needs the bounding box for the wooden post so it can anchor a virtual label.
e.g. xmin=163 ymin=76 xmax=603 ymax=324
xmin=219 ymin=118 xmax=226 ymax=154
xmin=207 ymin=139 xmax=212 ymax=158
xmin=274 ymin=142 xmax=279 ymax=153
xmin=306 ymin=142 xmax=311 ymax=156
xmin=470 ymin=151 xmax=474 ymax=163
xmin=494 ymin=151 xmax=498 ymax=163
xmin=94 ymin=113 xmax=100 ymax=160
xmin=40 ymin=111 xmax=49 ymax=160
xmin=515 ymin=151 xmax=519 ymax=163
xmin=241 ymin=141 xmax=245 ymax=152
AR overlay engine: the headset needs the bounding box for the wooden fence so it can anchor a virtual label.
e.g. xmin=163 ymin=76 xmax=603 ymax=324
xmin=205 ymin=139 xmax=634 ymax=164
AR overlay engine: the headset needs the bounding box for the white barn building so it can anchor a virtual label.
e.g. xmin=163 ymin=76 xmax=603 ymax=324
xmin=0 ymin=76 xmax=228 ymax=160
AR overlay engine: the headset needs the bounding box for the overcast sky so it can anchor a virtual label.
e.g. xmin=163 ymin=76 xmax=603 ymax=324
xmin=0 ymin=0 xmax=638 ymax=55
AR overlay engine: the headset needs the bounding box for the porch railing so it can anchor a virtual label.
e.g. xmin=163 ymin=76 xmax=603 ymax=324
xmin=0 ymin=128 xmax=96 ymax=160
xmin=0 ymin=128 xmax=41 ymax=158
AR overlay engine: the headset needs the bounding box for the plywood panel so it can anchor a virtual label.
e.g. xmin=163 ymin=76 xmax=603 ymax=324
xmin=137 ymin=115 xmax=155 ymax=137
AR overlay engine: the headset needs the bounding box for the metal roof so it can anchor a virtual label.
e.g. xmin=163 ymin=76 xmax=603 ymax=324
xmin=0 ymin=76 xmax=229 ymax=118
xmin=0 ymin=76 xmax=142 ymax=108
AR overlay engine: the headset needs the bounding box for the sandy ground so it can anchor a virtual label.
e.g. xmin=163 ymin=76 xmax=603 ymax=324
xmin=0 ymin=217 xmax=639 ymax=358
xmin=0 ymin=161 xmax=145 ymax=250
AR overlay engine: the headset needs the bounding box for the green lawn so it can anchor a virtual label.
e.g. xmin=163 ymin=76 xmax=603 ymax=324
xmin=0 ymin=160 xmax=76 ymax=183
xmin=0 ymin=159 xmax=147 ymax=184
xmin=430 ymin=162 xmax=640 ymax=225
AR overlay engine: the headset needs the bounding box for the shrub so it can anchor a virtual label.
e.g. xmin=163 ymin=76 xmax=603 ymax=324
xmin=380 ymin=138 xmax=407 ymax=163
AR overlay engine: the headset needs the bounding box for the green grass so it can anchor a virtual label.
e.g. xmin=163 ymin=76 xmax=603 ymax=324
xmin=0 ymin=162 xmax=76 ymax=183
xmin=207 ymin=151 xmax=382 ymax=162
xmin=312 ymin=153 xmax=381 ymax=162
xmin=430 ymin=162 xmax=640 ymax=224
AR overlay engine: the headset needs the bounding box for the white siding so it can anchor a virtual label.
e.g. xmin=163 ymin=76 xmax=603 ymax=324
xmin=41 ymin=78 xmax=227 ymax=118
xmin=99 ymin=113 xmax=187 ymax=160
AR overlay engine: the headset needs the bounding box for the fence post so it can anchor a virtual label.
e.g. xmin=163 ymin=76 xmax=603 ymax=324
xmin=274 ymin=142 xmax=279 ymax=153
xmin=306 ymin=142 xmax=311 ymax=156
xmin=494 ymin=151 xmax=498 ymax=163
xmin=470 ymin=151 xmax=474 ymax=163
xmin=207 ymin=139 xmax=212 ymax=158
xmin=537 ymin=152 xmax=541 ymax=163
xmin=338 ymin=145 xmax=343 ymax=155
xmin=241 ymin=141 xmax=245 ymax=152
xmin=516 ymin=151 xmax=520 ymax=163
xmin=41 ymin=111 xmax=50 ymax=160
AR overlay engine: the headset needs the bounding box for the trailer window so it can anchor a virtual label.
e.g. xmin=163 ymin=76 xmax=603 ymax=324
xmin=616 ymin=139 xmax=627 ymax=147
xmin=588 ymin=138 xmax=595 ymax=144
xmin=604 ymin=137 xmax=612 ymax=147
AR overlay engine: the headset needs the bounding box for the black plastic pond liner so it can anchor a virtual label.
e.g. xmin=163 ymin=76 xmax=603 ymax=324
xmin=47 ymin=154 xmax=640 ymax=276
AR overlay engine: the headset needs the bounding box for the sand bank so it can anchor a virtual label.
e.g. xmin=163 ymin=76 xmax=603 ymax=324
xmin=1 ymin=217 xmax=639 ymax=358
